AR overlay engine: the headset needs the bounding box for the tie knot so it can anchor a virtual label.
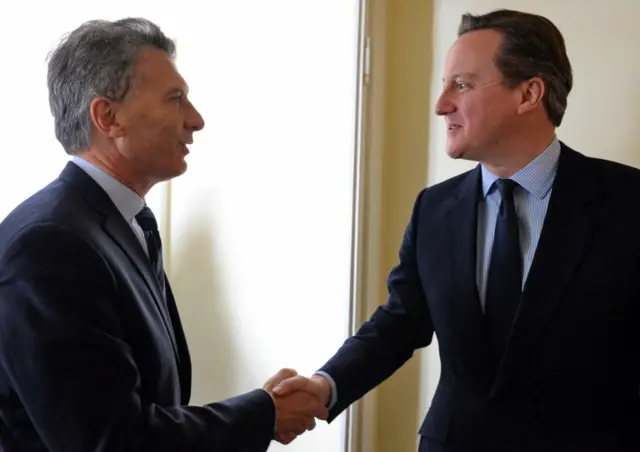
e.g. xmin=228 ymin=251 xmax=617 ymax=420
xmin=135 ymin=205 xmax=158 ymax=232
xmin=494 ymin=178 xmax=518 ymax=199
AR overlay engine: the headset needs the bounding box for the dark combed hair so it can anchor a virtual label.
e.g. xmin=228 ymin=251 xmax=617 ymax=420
xmin=459 ymin=9 xmax=573 ymax=126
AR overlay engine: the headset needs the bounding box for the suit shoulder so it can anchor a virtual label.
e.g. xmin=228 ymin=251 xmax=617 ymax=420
xmin=559 ymin=145 xmax=640 ymax=214
xmin=586 ymin=155 xmax=640 ymax=180
xmin=581 ymin=153 xmax=640 ymax=195
xmin=416 ymin=168 xmax=475 ymax=204
xmin=0 ymin=179 xmax=96 ymax=253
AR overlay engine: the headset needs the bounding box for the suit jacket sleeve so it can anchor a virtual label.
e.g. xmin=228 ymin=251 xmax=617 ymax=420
xmin=319 ymin=190 xmax=434 ymax=421
xmin=0 ymin=223 xmax=275 ymax=452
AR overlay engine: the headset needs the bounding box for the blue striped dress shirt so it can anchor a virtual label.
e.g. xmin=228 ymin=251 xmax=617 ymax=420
xmin=476 ymin=137 xmax=561 ymax=309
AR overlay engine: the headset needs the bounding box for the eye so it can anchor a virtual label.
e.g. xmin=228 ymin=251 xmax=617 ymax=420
xmin=456 ymin=82 xmax=469 ymax=91
xmin=170 ymin=92 xmax=184 ymax=103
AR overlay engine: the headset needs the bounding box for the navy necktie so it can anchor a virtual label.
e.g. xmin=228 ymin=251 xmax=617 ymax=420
xmin=135 ymin=205 xmax=165 ymax=291
xmin=485 ymin=179 xmax=522 ymax=364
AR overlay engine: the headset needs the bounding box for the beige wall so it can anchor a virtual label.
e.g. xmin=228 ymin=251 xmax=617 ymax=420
xmin=366 ymin=1 xmax=640 ymax=451
xmin=370 ymin=1 xmax=433 ymax=451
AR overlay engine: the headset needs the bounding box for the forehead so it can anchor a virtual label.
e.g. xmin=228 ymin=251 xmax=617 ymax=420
xmin=443 ymin=29 xmax=503 ymax=79
xmin=130 ymin=46 xmax=186 ymax=92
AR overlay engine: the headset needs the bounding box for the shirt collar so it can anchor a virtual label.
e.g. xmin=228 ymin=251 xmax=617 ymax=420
xmin=481 ymin=137 xmax=561 ymax=199
xmin=71 ymin=156 xmax=145 ymax=222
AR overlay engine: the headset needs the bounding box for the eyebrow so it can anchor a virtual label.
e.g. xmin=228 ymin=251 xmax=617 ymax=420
xmin=442 ymin=72 xmax=477 ymax=83
xmin=164 ymin=84 xmax=190 ymax=97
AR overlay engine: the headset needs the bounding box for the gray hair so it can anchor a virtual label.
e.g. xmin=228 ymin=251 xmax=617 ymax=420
xmin=47 ymin=18 xmax=176 ymax=155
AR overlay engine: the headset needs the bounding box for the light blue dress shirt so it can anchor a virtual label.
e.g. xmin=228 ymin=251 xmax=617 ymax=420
xmin=319 ymin=137 xmax=562 ymax=410
xmin=71 ymin=156 xmax=148 ymax=256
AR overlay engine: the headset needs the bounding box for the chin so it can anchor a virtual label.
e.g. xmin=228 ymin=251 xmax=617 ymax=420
xmin=446 ymin=145 xmax=465 ymax=160
xmin=174 ymin=155 xmax=188 ymax=174
xmin=158 ymin=163 xmax=187 ymax=182
xmin=174 ymin=162 xmax=187 ymax=177
xmin=446 ymin=141 xmax=480 ymax=162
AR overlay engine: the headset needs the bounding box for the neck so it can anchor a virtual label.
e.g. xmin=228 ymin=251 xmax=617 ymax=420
xmin=482 ymin=130 xmax=556 ymax=178
xmin=78 ymin=148 xmax=154 ymax=197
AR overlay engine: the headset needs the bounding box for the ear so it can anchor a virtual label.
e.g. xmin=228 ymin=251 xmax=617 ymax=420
xmin=516 ymin=77 xmax=545 ymax=115
xmin=89 ymin=97 xmax=125 ymax=139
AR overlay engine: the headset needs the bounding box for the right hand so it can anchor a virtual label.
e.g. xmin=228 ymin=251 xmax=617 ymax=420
xmin=264 ymin=370 xmax=329 ymax=445
xmin=272 ymin=373 xmax=331 ymax=444
xmin=273 ymin=374 xmax=331 ymax=407
xmin=272 ymin=389 xmax=328 ymax=444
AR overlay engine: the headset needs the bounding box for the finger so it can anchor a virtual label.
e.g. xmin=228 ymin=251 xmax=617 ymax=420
xmin=273 ymin=375 xmax=309 ymax=395
xmin=300 ymin=395 xmax=329 ymax=420
xmin=312 ymin=405 xmax=329 ymax=421
xmin=264 ymin=368 xmax=298 ymax=392
xmin=266 ymin=368 xmax=297 ymax=389
xmin=307 ymin=418 xmax=317 ymax=431
xmin=276 ymin=432 xmax=297 ymax=445
xmin=292 ymin=423 xmax=307 ymax=435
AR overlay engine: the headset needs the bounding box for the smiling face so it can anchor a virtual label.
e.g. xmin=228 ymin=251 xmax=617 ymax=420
xmin=435 ymin=29 xmax=523 ymax=163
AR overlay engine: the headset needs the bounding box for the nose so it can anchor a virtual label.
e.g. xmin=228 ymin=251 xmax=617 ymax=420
xmin=435 ymin=90 xmax=455 ymax=117
xmin=186 ymin=101 xmax=205 ymax=132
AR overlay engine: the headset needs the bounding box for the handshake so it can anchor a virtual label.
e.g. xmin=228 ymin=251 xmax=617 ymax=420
xmin=264 ymin=368 xmax=332 ymax=445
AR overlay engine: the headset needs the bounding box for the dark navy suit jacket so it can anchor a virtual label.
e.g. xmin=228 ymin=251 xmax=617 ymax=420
xmin=0 ymin=163 xmax=275 ymax=452
xmin=320 ymin=145 xmax=640 ymax=452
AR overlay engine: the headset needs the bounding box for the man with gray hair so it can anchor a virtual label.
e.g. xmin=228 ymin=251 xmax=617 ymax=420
xmin=0 ymin=18 xmax=326 ymax=451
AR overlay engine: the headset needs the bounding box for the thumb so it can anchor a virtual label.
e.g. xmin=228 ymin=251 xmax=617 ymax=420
xmin=264 ymin=368 xmax=298 ymax=392
xmin=273 ymin=375 xmax=309 ymax=396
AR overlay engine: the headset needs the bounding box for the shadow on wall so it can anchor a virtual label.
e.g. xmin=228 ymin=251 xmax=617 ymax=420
xmin=169 ymin=209 xmax=237 ymax=404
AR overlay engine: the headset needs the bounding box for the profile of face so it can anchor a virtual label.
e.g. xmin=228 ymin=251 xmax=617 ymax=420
xmin=92 ymin=46 xmax=205 ymax=186
xmin=435 ymin=29 xmax=523 ymax=163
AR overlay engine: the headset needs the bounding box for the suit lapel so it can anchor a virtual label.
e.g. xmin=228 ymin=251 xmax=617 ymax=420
xmin=443 ymin=167 xmax=489 ymax=351
xmin=490 ymin=145 xmax=601 ymax=396
xmin=59 ymin=162 xmax=181 ymax=363
xmin=165 ymin=282 xmax=192 ymax=403
xmin=102 ymin=215 xmax=180 ymax=358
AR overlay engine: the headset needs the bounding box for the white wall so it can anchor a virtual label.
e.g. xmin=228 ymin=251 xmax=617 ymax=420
xmin=168 ymin=4 xmax=361 ymax=452
xmin=0 ymin=2 xmax=362 ymax=451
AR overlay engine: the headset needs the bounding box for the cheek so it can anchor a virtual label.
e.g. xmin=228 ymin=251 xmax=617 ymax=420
xmin=460 ymin=99 xmax=507 ymax=135
xmin=126 ymin=114 xmax=161 ymax=146
xmin=156 ymin=124 xmax=176 ymax=143
xmin=149 ymin=119 xmax=178 ymax=149
xmin=456 ymin=103 xmax=484 ymax=135
xmin=126 ymin=110 xmax=181 ymax=152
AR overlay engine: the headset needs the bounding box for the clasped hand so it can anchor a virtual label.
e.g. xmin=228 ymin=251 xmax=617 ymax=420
xmin=264 ymin=368 xmax=331 ymax=445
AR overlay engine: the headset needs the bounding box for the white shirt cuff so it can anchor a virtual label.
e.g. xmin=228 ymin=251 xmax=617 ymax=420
xmin=314 ymin=371 xmax=338 ymax=410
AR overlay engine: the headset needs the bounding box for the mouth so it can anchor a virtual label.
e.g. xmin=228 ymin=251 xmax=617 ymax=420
xmin=181 ymin=143 xmax=190 ymax=155
xmin=447 ymin=124 xmax=461 ymax=131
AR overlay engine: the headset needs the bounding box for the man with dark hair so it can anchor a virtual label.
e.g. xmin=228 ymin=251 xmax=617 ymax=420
xmin=274 ymin=9 xmax=640 ymax=452
xmin=0 ymin=18 xmax=326 ymax=451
